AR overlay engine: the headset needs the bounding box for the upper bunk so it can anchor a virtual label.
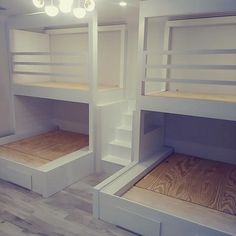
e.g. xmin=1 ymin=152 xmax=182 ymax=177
xmin=7 ymin=14 xmax=126 ymax=104
xmin=138 ymin=1 xmax=236 ymax=121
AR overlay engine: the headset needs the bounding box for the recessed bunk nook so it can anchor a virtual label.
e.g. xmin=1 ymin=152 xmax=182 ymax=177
xmin=95 ymin=112 xmax=236 ymax=236
xmin=0 ymin=13 xmax=99 ymax=197
xmin=94 ymin=1 xmax=236 ymax=236
xmin=10 ymin=23 xmax=126 ymax=104
xmin=140 ymin=15 xmax=236 ymax=121
xmin=0 ymin=95 xmax=92 ymax=197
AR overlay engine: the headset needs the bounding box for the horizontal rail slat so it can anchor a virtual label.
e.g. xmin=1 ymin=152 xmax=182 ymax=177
xmin=144 ymin=49 xmax=236 ymax=55
xmin=145 ymin=64 xmax=236 ymax=70
xmin=13 ymin=62 xmax=85 ymax=66
xmin=12 ymin=52 xmax=87 ymax=56
xmin=13 ymin=71 xmax=83 ymax=78
xmin=144 ymin=78 xmax=236 ymax=86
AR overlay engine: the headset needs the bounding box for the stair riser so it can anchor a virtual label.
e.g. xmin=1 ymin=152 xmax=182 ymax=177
xmin=116 ymin=129 xmax=132 ymax=143
xmin=122 ymin=115 xmax=133 ymax=127
xmin=128 ymin=100 xmax=136 ymax=113
xmin=109 ymin=144 xmax=131 ymax=160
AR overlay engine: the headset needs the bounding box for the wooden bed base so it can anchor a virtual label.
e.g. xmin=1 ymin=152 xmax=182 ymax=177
xmin=147 ymin=91 xmax=236 ymax=103
xmin=131 ymin=153 xmax=236 ymax=216
xmin=94 ymin=148 xmax=236 ymax=236
xmin=0 ymin=130 xmax=89 ymax=168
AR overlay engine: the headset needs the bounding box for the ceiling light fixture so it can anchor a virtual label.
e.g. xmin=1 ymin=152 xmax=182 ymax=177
xmin=45 ymin=0 xmax=59 ymax=17
xmin=59 ymin=0 xmax=73 ymax=13
xmin=119 ymin=1 xmax=127 ymax=7
xmin=32 ymin=0 xmax=96 ymax=18
xmin=33 ymin=0 xmax=45 ymax=8
xmin=84 ymin=0 xmax=95 ymax=12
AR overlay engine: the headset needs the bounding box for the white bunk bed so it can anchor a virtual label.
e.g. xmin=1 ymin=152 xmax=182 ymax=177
xmin=0 ymin=13 xmax=98 ymax=197
xmin=140 ymin=16 xmax=236 ymax=121
xmin=94 ymin=1 xmax=236 ymax=236
xmin=11 ymin=24 xmax=126 ymax=104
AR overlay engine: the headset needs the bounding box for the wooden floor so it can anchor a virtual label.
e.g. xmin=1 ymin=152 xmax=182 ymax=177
xmin=147 ymin=91 xmax=236 ymax=103
xmin=135 ymin=153 xmax=236 ymax=216
xmin=0 ymin=130 xmax=89 ymax=168
xmin=0 ymin=173 xmax=137 ymax=236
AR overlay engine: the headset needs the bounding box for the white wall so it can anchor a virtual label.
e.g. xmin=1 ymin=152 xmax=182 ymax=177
xmin=50 ymin=32 xmax=88 ymax=84
xmin=125 ymin=22 xmax=139 ymax=99
xmin=14 ymin=96 xmax=53 ymax=134
xmin=0 ymin=18 xmax=14 ymax=137
xmin=13 ymin=96 xmax=89 ymax=135
xmin=169 ymin=23 xmax=236 ymax=95
xmin=165 ymin=114 xmax=236 ymax=164
xmin=52 ymin=101 xmax=89 ymax=135
xmin=50 ymin=29 xmax=122 ymax=86
xmin=145 ymin=19 xmax=166 ymax=94
xmin=10 ymin=30 xmax=51 ymax=83
xmin=144 ymin=17 xmax=236 ymax=95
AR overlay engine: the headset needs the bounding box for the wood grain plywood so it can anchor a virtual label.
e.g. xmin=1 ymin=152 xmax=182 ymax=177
xmin=0 ymin=146 xmax=48 ymax=168
xmin=136 ymin=153 xmax=236 ymax=216
xmin=147 ymin=91 xmax=236 ymax=103
xmin=0 ymin=130 xmax=89 ymax=168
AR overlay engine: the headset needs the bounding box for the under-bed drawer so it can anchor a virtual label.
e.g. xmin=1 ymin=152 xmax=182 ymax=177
xmin=0 ymin=162 xmax=32 ymax=190
xmin=101 ymin=203 xmax=161 ymax=236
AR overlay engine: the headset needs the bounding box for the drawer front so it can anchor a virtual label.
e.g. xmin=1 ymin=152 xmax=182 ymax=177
xmin=0 ymin=163 xmax=32 ymax=190
xmin=101 ymin=204 xmax=161 ymax=236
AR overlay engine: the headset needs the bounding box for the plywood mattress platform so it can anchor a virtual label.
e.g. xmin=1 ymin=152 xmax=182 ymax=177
xmin=0 ymin=130 xmax=89 ymax=168
xmin=134 ymin=153 xmax=236 ymax=216
xmin=147 ymin=91 xmax=236 ymax=103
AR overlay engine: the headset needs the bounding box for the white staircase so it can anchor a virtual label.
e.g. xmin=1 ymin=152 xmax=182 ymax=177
xmin=102 ymin=101 xmax=135 ymax=168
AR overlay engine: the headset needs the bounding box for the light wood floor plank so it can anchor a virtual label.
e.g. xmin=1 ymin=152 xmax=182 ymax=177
xmin=0 ymin=173 xmax=137 ymax=236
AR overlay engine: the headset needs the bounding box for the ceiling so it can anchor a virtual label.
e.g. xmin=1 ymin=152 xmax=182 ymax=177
xmin=0 ymin=0 xmax=140 ymax=24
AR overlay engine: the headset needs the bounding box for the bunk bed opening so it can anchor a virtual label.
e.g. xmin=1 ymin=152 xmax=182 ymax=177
xmin=121 ymin=111 xmax=236 ymax=234
xmin=0 ymin=96 xmax=90 ymax=168
xmin=10 ymin=24 xmax=126 ymax=104
xmin=142 ymin=16 xmax=236 ymax=105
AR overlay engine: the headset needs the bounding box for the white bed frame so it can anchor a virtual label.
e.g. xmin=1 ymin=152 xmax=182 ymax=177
xmin=93 ymin=1 xmax=236 ymax=235
xmin=0 ymin=12 xmax=98 ymax=197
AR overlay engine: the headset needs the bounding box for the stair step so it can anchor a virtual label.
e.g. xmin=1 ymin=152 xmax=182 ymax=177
xmin=109 ymin=140 xmax=131 ymax=160
xmin=117 ymin=125 xmax=132 ymax=131
xmin=116 ymin=127 xmax=132 ymax=143
xmin=128 ymin=100 xmax=136 ymax=112
xmin=122 ymin=113 xmax=133 ymax=127
xmin=102 ymin=155 xmax=131 ymax=166
xmin=110 ymin=139 xmax=131 ymax=148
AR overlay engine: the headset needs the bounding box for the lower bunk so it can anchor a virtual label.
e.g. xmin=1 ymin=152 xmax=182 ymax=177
xmin=0 ymin=129 xmax=93 ymax=197
xmin=94 ymin=148 xmax=236 ymax=236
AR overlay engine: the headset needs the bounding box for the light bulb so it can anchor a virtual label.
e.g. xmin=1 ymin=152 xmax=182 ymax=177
xmin=119 ymin=1 xmax=127 ymax=7
xmin=33 ymin=0 xmax=44 ymax=8
xmin=73 ymin=7 xmax=86 ymax=18
xmin=59 ymin=0 xmax=73 ymax=13
xmin=45 ymin=5 xmax=59 ymax=17
xmin=84 ymin=0 xmax=95 ymax=12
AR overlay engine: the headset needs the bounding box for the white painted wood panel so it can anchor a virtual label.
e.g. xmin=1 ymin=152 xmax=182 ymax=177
xmin=0 ymin=19 xmax=14 ymax=137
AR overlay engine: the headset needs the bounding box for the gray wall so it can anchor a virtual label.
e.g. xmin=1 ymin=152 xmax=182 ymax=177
xmin=165 ymin=114 xmax=236 ymax=164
